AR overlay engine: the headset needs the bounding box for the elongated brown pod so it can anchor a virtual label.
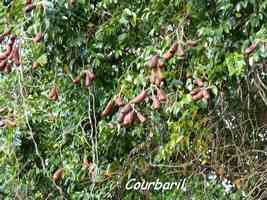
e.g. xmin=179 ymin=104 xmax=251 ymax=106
xmin=195 ymin=79 xmax=204 ymax=87
xmin=12 ymin=47 xmax=20 ymax=66
xmin=0 ymin=45 xmax=12 ymax=60
xmin=136 ymin=112 xmax=146 ymax=123
xmin=4 ymin=63 xmax=12 ymax=74
xmin=170 ymin=42 xmax=179 ymax=52
xmin=191 ymin=90 xmax=203 ymax=101
xmin=101 ymin=99 xmax=115 ymax=117
xmin=148 ymin=54 xmax=160 ymax=68
xmin=245 ymin=43 xmax=257 ymax=55
xmin=163 ymin=51 xmax=173 ymax=60
xmin=73 ymin=75 xmax=81 ymax=84
xmin=0 ymin=36 xmax=4 ymax=44
xmin=122 ymin=111 xmax=134 ymax=126
xmin=163 ymin=42 xmax=178 ymax=61
xmin=2 ymin=28 xmax=12 ymax=37
xmin=157 ymin=58 xmax=165 ymax=68
xmin=202 ymin=89 xmax=210 ymax=100
xmin=0 ymin=28 xmax=12 ymax=43
xmin=83 ymin=158 xmax=92 ymax=169
xmin=53 ymin=167 xmax=64 ymax=183
xmin=26 ymin=0 xmax=32 ymax=5
xmin=190 ymin=88 xmax=201 ymax=96
xmin=25 ymin=4 xmax=36 ymax=13
xmin=0 ymin=59 xmax=7 ymax=71
xmin=49 ymin=86 xmax=59 ymax=101
xmin=10 ymin=35 xmax=17 ymax=46
xmin=157 ymin=88 xmax=167 ymax=102
xmin=130 ymin=90 xmax=148 ymax=104
xmin=88 ymin=71 xmax=96 ymax=81
xmin=152 ymin=96 xmax=160 ymax=110
xmin=117 ymin=104 xmax=132 ymax=123
xmin=33 ymin=32 xmax=44 ymax=43
xmin=85 ymin=71 xmax=92 ymax=87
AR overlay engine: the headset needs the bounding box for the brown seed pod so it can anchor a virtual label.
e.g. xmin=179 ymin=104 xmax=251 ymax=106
xmin=0 ymin=36 xmax=4 ymax=44
xmin=245 ymin=43 xmax=257 ymax=55
xmin=73 ymin=75 xmax=81 ymax=84
xmin=12 ymin=47 xmax=20 ymax=66
xmin=83 ymin=158 xmax=92 ymax=169
xmin=88 ymin=71 xmax=96 ymax=81
xmin=155 ymin=77 xmax=161 ymax=86
xmin=115 ymin=96 xmax=125 ymax=107
xmin=202 ymin=89 xmax=210 ymax=100
xmin=163 ymin=42 xmax=179 ymax=61
xmin=26 ymin=0 xmax=32 ymax=5
xmin=10 ymin=35 xmax=17 ymax=46
xmin=6 ymin=44 xmax=12 ymax=55
xmin=53 ymin=168 xmax=64 ymax=183
xmin=130 ymin=90 xmax=148 ymax=104
xmin=169 ymin=42 xmax=179 ymax=54
xmin=0 ymin=59 xmax=7 ymax=71
xmin=195 ymin=79 xmax=204 ymax=87
xmin=122 ymin=111 xmax=134 ymax=126
xmin=190 ymin=88 xmax=201 ymax=96
xmin=101 ymin=99 xmax=115 ymax=117
xmin=24 ymin=4 xmax=36 ymax=13
xmin=0 ymin=45 xmax=12 ymax=60
xmin=152 ymin=96 xmax=160 ymax=110
xmin=163 ymin=51 xmax=173 ymax=61
xmin=48 ymin=86 xmax=59 ymax=101
xmin=157 ymin=88 xmax=167 ymax=102
xmin=157 ymin=58 xmax=165 ymax=68
xmin=117 ymin=104 xmax=132 ymax=122
xmin=136 ymin=112 xmax=146 ymax=123
xmin=0 ymin=28 xmax=12 ymax=43
xmin=33 ymin=32 xmax=44 ymax=43
xmin=117 ymin=112 xmax=125 ymax=123
xmin=120 ymin=104 xmax=132 ymax=114
xmin=192 ymin=90 xmax=203 ymax=101
xmin=3 ymin=28 xmax=12 ymax=37
xmin=4 ymin=63 xmax=12 ymax=74
xmin=85 ymin=71 xmax=92 ymax=87
xmin=148 ymin=54 xmax=160 ymax=68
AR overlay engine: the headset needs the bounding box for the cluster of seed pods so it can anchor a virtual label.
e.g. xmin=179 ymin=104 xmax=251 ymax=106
xmin=100 ymin=41 xmax=191 ymax=127
xmin=0 ymin=29 xmax=20 ymax=74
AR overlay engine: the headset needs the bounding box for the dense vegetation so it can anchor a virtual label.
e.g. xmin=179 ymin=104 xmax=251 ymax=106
xmin=0 ymin=0 xmax=266 ymax=199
